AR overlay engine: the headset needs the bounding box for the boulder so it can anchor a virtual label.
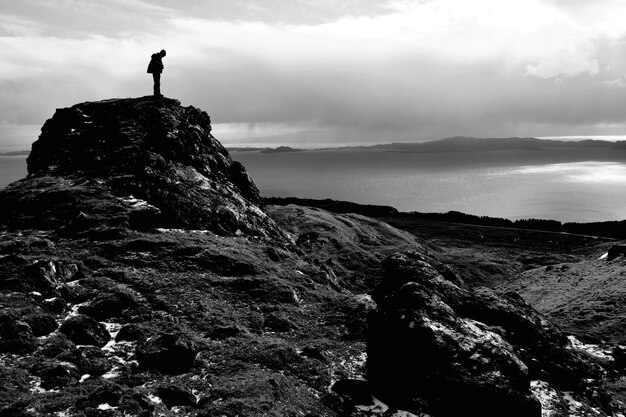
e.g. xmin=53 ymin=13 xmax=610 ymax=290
xmin=22 ymin=312 xmax=58 ymax=337
xmin=115 ymin=323 xmax=149 ymax=342
xmin=24 ymin=260 xmax=78 ymax=294
xmin=60 ymin=314 xmax=111 ymax=347
xmin=136 ymin=333 xmax=197 ymax=373
xmin=30 ymin=360 xmax=80 ymax=389
xmin=38 ymin=334 xmax=76 ymax=359
xmin=366 ymin=250 xmax=595 ymax=417
xmin=607 ymin=244 xmax=626 ymax=261
xmin=74 ymin=346 xmax=112 ymax=375
xmin=78 ymin=291 xmax=137 ymax=320
xmin=0 ymin=319 xmax=37 ymax=354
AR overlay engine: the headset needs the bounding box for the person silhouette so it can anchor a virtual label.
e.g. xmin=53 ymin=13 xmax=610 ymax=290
xmin=147 ymin=49 xmax=167 ymax=97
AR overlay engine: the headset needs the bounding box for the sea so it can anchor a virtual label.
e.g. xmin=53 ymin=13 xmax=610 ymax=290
xmin=2 ymin=149 xmax=626 ymax=223
xmin=232 ymin=148 xmax=626 ymax=223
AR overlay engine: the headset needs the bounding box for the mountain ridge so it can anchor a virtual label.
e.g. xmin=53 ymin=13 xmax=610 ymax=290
xmin=229 ymin=135 xmax=626 ymax=153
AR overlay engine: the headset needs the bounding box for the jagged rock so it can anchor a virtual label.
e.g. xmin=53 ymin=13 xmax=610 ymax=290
xmin=38 ymin=334 xmax=76 ymax=359
xmin=60 ymin=314 xmax=111 ymax=347
xmin=367 ymin=250 xmax=595 ymax=417
xmin=136 ymin=333 xmax=197 ymax=373
xmin=74 ymin=346 xmax=112 ymax=375
xmin=115 ymin=323 xmax=149 ymax=342
xmin=31 ymin=360 xmax=80 ymax=389
xmin=0 ymin=97 xmax=284 ymax=239
xmin=78 ymin=291 xmax=137 ymax=320
xmin=156 ymin=384 xmax=196 ymax=407
xmin=0 ymin=319 xmax=36 ymax=354
xmin=23 ymin=260 xmax=79 ymax=294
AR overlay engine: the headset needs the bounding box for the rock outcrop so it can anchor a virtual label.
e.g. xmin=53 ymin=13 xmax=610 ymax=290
xmin=367 ymin=250 xmax=603 ymax=417
xmin=0 ymin=96 xmax=281 ymax=238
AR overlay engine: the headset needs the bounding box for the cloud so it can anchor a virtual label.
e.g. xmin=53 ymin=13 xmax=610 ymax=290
xmin=3 ymin=0 xmax=626 ymax=149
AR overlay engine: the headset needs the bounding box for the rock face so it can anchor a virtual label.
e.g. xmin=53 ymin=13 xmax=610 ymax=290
xmin=367 ymin=250 xmax=597 ymax=417
xmin=0 ymin=96 xmax=281 ymax=238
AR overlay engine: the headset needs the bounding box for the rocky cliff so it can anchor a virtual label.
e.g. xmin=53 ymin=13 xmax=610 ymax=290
xmin=0 ymin=97 xmax=624 ymax=417
xmin=2 ymin=97 xmax=279 ymax=237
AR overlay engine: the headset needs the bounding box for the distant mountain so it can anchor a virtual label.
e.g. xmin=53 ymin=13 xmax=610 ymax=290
xmin=260 ymin=146 xmax=303 ymax=153
xmin=228 ymin=146 xmax=304 ymax=153
xmin=361 ymin=136 xmax=621 ymax=153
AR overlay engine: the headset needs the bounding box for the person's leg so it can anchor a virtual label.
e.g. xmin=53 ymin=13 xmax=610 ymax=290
xmin=153 ymin=73 xmax=161 ymax=96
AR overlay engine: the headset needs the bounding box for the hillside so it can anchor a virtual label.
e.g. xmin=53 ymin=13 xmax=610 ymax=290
xmin=0 ymin=97 xmax=624 ymax=416
xmin=325 ymin=136 xmax=625 ymax=153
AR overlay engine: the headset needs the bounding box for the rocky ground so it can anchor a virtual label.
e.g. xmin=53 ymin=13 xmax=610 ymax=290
xmin=0 ymin=96 xmax=625 ymax=416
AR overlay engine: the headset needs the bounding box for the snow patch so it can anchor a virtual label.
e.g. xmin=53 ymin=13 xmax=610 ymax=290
xmin=599 ymin=252 xmax=609 ymax=260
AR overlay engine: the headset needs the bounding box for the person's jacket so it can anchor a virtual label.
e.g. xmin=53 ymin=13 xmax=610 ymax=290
xmin=147 ymin=54 xmax=164 ymax=74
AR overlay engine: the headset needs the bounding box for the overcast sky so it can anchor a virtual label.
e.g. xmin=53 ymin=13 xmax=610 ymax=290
xmin=2 ymin=0 xmax=626 ymax=149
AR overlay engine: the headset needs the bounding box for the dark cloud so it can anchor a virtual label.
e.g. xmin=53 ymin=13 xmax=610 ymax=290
xmin=3 ymin=1 xmax=626 ymax=150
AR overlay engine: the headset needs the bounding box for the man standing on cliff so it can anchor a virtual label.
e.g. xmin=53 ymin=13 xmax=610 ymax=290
xmin=147 ymin=50 xmax=166 ymax=97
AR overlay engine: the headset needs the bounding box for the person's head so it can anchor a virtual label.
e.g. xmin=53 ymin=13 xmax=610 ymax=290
xmin=160 ymin=49 xmax=167 ymax=57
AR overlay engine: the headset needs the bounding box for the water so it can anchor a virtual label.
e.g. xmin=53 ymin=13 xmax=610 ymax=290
xmin=0 ymin=156 xmax=27 ymax=188
xmin=233 ymin=148 xmax=626 ymax=223
xmin=3 ymin=150 xmax=626 ymax=223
